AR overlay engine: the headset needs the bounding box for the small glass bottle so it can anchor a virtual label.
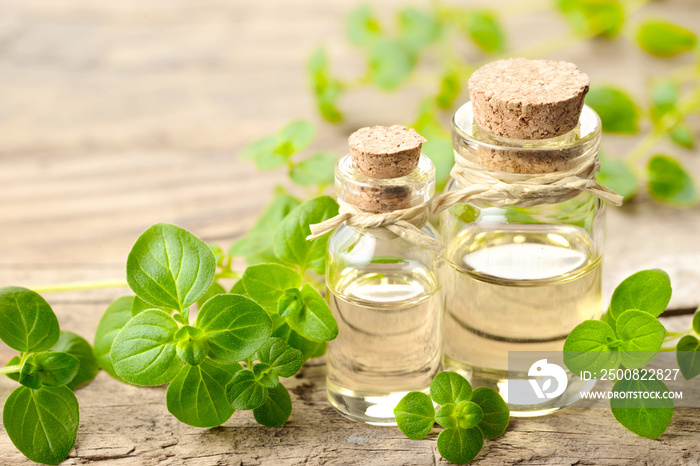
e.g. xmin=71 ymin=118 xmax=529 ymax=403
xmin=441 ymin=59 xmax=610 ymax=416
xmin=325 ymin=126 xmax=443 ymax=425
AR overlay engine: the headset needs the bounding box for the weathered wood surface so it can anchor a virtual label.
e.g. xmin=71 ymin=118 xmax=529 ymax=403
xmin=0 ymin=0 xmax=699 ymax=464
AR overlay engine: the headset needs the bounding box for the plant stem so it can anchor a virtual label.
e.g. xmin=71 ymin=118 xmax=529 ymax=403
xmin=31 ymin=279 xmax=129 ymax=293
xmin=0 ymin=365 xmax=20 ymax=375
xmin=658 ymin=346 xmax=677 ymax=352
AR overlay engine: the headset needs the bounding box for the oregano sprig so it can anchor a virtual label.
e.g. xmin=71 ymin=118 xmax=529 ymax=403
xmin=564 ymin=269 xmax=700 ymax=439
xmin=94 ymin=217 xmax=339 ymax=430
xmin=0 ymin=287 xmax=98 ymax=465
xmin=394 ymin=371 xmax=509 ymax=465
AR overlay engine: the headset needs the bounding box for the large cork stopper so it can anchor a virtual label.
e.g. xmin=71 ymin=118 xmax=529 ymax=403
xmin=346 ymin=125 xmax=426 ymax=213
xmin=469 ymin=58 xmax=589 ymax=140
xmin=349 ymin=125 xmax=426 ymax=179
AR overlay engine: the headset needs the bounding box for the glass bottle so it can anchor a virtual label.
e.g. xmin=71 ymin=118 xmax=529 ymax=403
xmin=441 ymin=101 xmax=603 ymax=416
xmin=326 ymin=153 xmax=443 ymax=425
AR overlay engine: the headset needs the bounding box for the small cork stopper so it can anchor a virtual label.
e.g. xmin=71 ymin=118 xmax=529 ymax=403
xmin=349 ymin=125 xmax=426 ymax=179
xmin=345 ymin=184 xmax=412 ymax=214
xmin=469 ymin=58 xmax=589 ymax=140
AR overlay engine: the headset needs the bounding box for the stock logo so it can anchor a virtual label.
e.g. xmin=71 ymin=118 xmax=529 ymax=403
xmin=528 ymin=359 xmax=568 ymax=399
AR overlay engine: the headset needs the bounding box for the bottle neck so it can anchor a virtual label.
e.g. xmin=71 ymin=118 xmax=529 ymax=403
xmin=452 ymin=102 xmax=601 ymax=175
xmin=335 ymin=154 xmax=436 ymax=213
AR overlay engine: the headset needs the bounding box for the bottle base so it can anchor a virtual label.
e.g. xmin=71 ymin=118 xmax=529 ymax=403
xmin=326 ymin=380 xmax=429 ymax=426
xmin=443 ymin=355 xmax=596 ymax=417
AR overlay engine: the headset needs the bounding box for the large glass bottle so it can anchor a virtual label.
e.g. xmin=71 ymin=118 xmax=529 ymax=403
xmin=326 ymin=154 xmax=443 ymax=425
xmin=442 ymin=101 xmax=604 ymax=416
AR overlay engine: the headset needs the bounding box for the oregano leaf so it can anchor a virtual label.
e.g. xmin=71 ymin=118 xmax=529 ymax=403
xmin=94 ymin=296 xmax=144 ymax=382
xmin=226 ymin=369 xmax=268 ymax=410
xmin=3 ymin=385 xmax=79 ymax=465
xmin=615 ymin=310 xmax=666 ymax=368
xmin=470 ymin=387 xmax=510 ymax=439
xmin=174 ymin=326 xmax=209 ymax=366
xmin=455 ymin=401 xmax=483 ymax=429
xmin=430 ymin=371 xmax=472 ymax=405
xmin=610 ymin=269 xmax=672 ymax=319
xmin=563 ymin=320 xmax=621 ymax=376
xmin=285 ymin=283 xmax=338 ymax=342
xmin=676 ymin=335 xmax=700 ymax=380
xmin=195 ymin=294 xmax=272 ymax=363
xmin=597 ymin=154 xmax=638 ymax=201
xmin=610 ymin=378 xmax=673 ymax=439
xmin=241 ymin=264 xmax=303 ymax=314
xmin=273 ymin=196 xmax=339 ymax=274
xmin=253 ymin=383 xmax=293 ymax=427
xmin=126 ymin=223 xmax=216 ymax=311
xmin=465 ymin=10 xmax=505 ymax=53
xmin=51 ymin=331 xmax=99 ymax=390
xmin=256 ymin=337 xmax=304 ymax=378
xmin=436 ymin=426 xmax=484 ymax=465
xmin=165 ymin=359 xmax=242 ymax=428
xmin=585 ymin=87 xmax=639 ymax=134
xmin=278 ymin=288 xmax=304 ymax=318
xmin=112 ymin=309 xmax=184 ymax=386
xmin=20 ymin=352 xmax=80 ymax=389
xmin=647 ymin=155 xmax=698 ymax=207
xmin=435 ymin=403 xmax=458 ymax=428
xmin=393 ymin=391 xmax=435 ymax=440
xmin=368 ymin=39 xmax=415 ymax=91
xmin=0 ymin=286 xmax=60 ymax=353
xmin=636 ymin=20 xmax=697 ymax=57
xmin=290 ymin=151 xmax=337 ymax=187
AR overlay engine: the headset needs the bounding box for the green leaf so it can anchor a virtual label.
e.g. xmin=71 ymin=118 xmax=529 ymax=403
xmin=174 ymin=325 xmax=209 ymax=366
xmin=615 ymin=310 xmax=666 ymax=368
xmin=94 ymin=296 xmax=145 ymax=381
xmin=430 ymin=371 xmax=472 ymax=405
xmin=19 ymin=352 xmax=79 ymax=389
xmin=273 ymin=196 xmax=339 ymax=274
xmin=610 ymin=269 xmax=672 ymax=319
xmin=670 ymin=122 xmax=695 ymax=149
xmin=346 ymin=4 xmax=382 ymax=46
xmin=226 ymin=369 xmax=268 ymax=410
xmin=197 ymin=281 xmax=226 ymax=310
xmin=677 ymin=335 xmax=700 ymax=380
xmin=694 ymin=309 xmax=700 ymax=335
xmin=126 ymin=223 xmax=216 ymax=311
xmin=436 ymin=68 xmax=461 ymax=110
xmin=636 ymin=20 xmax=697 ymax=57
xmin=196 ymin=294 xmax=272 ymax=363
xmin=272 ymin=323 xmax=326 ymax=361
xmin=436 ymin=427 xmax=484 ymax=465
xmin=278 ymin=288 xmax=304 ymax=318
xmin=290 ymin=152 xmax=337 ymax=187
xmin=0 ymin=286 xmax=60 ymax=353
xmin=369 ymin=39 xmax=415 ymax=91
xmin=242 ymin=264 xmax=303 ymax=314
xmin=307 ymin=47 xmax=343 ymax=123
xmin=610 ymin=378 xmax=673 ymax=438
xmin=556 ymin=0 xmax=625 ymax=38
xmin=51 ymin=331 xmax=99 ymax=390
xmin=112 ymin=309 xmax=184 ymax=386
xmin=585 ymin=87 xmax=639 ymax=134
xmin=470 ymin=387 xmax=509 ymax=438
xmin=435 ymin=403 xmax=458 ymax=428
xmin=651 ymin=80 xmax=678 ymax=117
xmin=252 ymin=363 xmax=278 ymax=388
xmin=256 ymin=337 xmax=304 ymax=378
xmin=596 ymin=154 xmax=638 ymax=201
xmin=278 ymin=120 xmax=315 ymax=153
xmin=563 ymin=320 xmax=621 ymax=376
xmin=229 ymin=191 xmax=301 ymax=264
xmin=465 ymin=11 xmax=505 ymax=53
xmin=647 ymin=155 xmax=698 ymax=206
xmin=398 ymin=8 xmax=440 ymax=51
xmin=286 ymin=284 xmax=338 ymax=342
xmin=454 ymin=400 xmax=483 ymax=429
xmin=393 ymin=391 xmax=435 ymax=440
xmin=253 ymin=383 xmax=293 ymax=427
xmin=3 ymin=385 xmax=79 ymax=465
xmin=240 ymin=136 xmax=277 ymax=161
xmin=5 ymin=356 xmax=20 ymax=382
xmin=166 ymin=359 xmax=242 ymax=428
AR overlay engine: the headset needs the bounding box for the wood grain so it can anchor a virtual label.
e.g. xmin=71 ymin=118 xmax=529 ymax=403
xmin=0 ymin=0 xmax=698 ymax=464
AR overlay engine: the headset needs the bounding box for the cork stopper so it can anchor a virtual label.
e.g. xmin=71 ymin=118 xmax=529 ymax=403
xmin=349 ymin=125 xmax=426 ymax=179
xmin=468 ymin=58 xmax=589 ymax=140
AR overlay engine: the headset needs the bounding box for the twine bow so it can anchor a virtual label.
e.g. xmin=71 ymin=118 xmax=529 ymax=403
xmin=431 ymin=150 xmax=623 ymax=215
xmin=306 ymin=199 xmax=443 ymax=252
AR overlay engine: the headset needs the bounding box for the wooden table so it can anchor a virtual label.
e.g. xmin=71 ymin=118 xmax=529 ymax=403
xmin=1 ymin=1 xmax=698 ymax=464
